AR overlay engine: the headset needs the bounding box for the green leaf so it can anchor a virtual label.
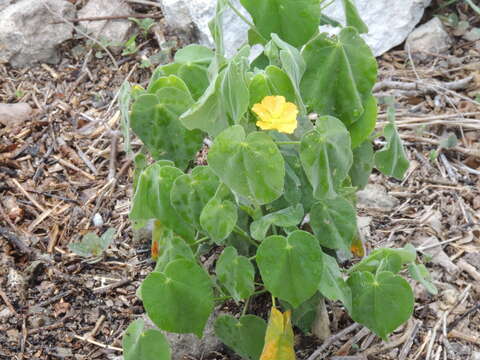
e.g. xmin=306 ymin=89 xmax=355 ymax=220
xmin=130 ymin=78 xmax=204 ymax=169
xmin=377 ymin=253 xmax=403 ymax=274
xmin=342 ymin=0 xmax=369 ymax=33
xmin=349 ymin=246 xmax=417 ymax=274
xmin=200 ymin=196 xmax=237 ymax=244
xmin=208 ymin=125 xmax=285 ymax=205
xmin=256 ymin=230 xmax=324 ymax=307
xmin=347 ymin=271 xmax=414 ymax=340
xmin=349 ymin=95 xmax=377 ymax=149
xmin=300 ymin=116 xmax=353 ymax=199
xmin=319 ymin=254 xmax=352 ymax=312
xmin=68 ymin=228 xmax=115 ymax=258
xmin=310 ymin=196 xmax=357 ymax=252
xmin=249 ymin=65 xmax=296 ymax=107
xmin=216 ymin=247 xmax=255 ymax=302
xmin=171 ymin=166 xmax=220 ymax=229
xmin=408 ymin=263 xmax=438 ymax=295
xmin=214 ymin=315 xmax=267 ymax=360
xmin=374 ymin=122 xmax=409 ymax=180
xmin=180 ymin=48 xmax=250 ymax=136
xmin=177 ymin=64 xmax=211 ymax=100
xmin=281 ymin=153 xmax=314 ymax=212
xmin=239 ymin=0 xmax=321 ymax=47
xmin=221 ymin=47 xmax=250 ymax=124
xmin=141 ymin=259 xmax=214 ymax=337
xmin=174 ymin=44 xmax=214 ymax=65
xmin=280 ymin=292 xmax=322 ymax=334
xmin=154 ymin=231 xmax=195 ymax=272
xmin=301 ymin=27 xmax=377 ymax=126
xmin=350 ymin=140 xmax=374 ymax=190
xmin=250 ymin=204 xmax=304 ymax=241
xmin=123 ymin=319 xmax=171 ymax=360
xmin=130 ymin=164 xmax=195 ymax=243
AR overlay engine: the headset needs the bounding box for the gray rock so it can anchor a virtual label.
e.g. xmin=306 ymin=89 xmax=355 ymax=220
xmin=405 ymin=17 xmax=452 ymax=54
xmin=158 ymin=0 xmax=431 ymax=57
xmin=0 ymin=0 xmax=75 ymax=67
xmin=472 ymin=351 xmax=480 ymax=360
xmin=356 ymin=184 xmax=399 ymax=211
xmin=142 ymin=310 xmax=222 ymax=360
xmin=78 ymin=0 xmax=134 ymax=46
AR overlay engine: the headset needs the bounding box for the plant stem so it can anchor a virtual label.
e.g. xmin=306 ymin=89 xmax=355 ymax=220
xmin=465 ymin=0 xmax=480 ymax=15
xmin=249 ymin=255 xmax=256 ymax=261
xmin=226 ymin=0 xmax=267 ymax=43
xmin=242 ymin=297 xmax=250 ymax=316
xmin=275 ymin=141 xmax=301 ymax=145
xmin=191 ymin=236 xmax=209 ymax=247
xmin=234 ymin=225 xmax=259 ymax=247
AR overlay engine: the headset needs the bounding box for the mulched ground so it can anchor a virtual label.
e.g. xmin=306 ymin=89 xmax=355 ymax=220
xmin=1 ymin=1 xmax=479 ymax=359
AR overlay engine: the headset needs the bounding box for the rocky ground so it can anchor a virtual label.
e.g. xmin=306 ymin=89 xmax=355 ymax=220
xmin=1 ymin=1 xmax=480 ymax=360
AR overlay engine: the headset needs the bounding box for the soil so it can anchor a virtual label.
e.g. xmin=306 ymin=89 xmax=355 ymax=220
xmin=1 ymin=1 xmax=479 ymax=359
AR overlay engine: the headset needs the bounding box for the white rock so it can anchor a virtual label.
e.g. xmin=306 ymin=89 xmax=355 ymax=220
xmin=405 ymin=17 xmax=452 ymax=54
xmin=356 ymin=184 xmax=399 ymax=212
xmin=158 ymin=0 xmax=431 ymax=57
xmin=0 ymin=0 xmax=16 ymax=12
xmin=0 ymin=0 xmax=75 ymax=67
xmin=0 ymin=103 xmax=32 ymax=128
xmin=158 ymin=0 xmax=250 ymax=58
xmin=322 ymin=0 xmax=432 ymax=56
xmin=78 ymin=0 xmax=134 ymax=45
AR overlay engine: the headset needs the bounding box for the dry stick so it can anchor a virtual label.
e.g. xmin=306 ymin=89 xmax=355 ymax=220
xmin=447 ymin=303 xmax=480 ymax=333
xmin=0 ymin=287 xmax=18 ymax=315
xmin=398 ymin=320 xmax=421 ymax=360
xmin=40 ymin=0 xmax=118 ymax=69
xmin=361 ymin=320 xmax=414 ymax=357
xmin=400 ymin=135 xmax=480 ymax=159
xmin=126 ymin=0 xmax=163 ymax=8
xmin=51 ymin=13 xmax=161 ymax=24
xmin=307 ymin=323 xmax=361 ymax=360
xmin=373 ymin=76 xmax=474 ymax=93
xmin=53 ymin=155 xmax=96 ymax=181
xmin=11 ymin=178 xmax=46 ymax=212
xmin=74 ymin=334 xmax=123 ymax=352
xmin=92 ymin=278 xmax=131 ymax=294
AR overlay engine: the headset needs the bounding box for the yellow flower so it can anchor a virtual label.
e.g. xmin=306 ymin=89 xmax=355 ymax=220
xmin=252 ymin=96 xmax=298 ymax=134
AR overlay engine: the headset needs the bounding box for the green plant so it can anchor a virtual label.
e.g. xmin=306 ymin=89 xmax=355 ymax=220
xmin=129 ymin=17 xmax=156 ymax=37
xmin=68 ymin=228 xmax=115 ymax=261
xmin=122 ymin=0 xmax=435 ymax=358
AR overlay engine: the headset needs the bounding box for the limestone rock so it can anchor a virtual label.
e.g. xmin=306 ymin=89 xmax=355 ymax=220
xmin=142 ymin=310 xmax=223 ymax=360
xmin=78 ymin=0 xmax=134 ymax=45
xmin=157 ymin=0 xmax=431 ymax=57
xmin=0 ymin=0 xmax=75 ymax=67
xmin=0 ymin=103 xmax=33 ymax=128
xmin=356 ymin=184 xmax=399 ymax=212
xmin=158 ymin=0 xmax=249 ymax=58
xmin=0 ymin=0 xmax=16 ymax=12
xmin=322 ymin=0 xmax=432 ymax=56
xmin=405 ymin=17 xmax=452 ymax=54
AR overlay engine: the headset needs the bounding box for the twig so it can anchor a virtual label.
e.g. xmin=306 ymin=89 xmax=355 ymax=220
xmin=11 ymin=178 xmax=46 ymax=212
xmin=126 ymin=0 xmax=163 ymax=8
xmin=108 ymin=131 xmax=119 ymax=181
xmin=92 ymin=278 xmax=131 ymax=294
xmin=74 ymin=334 xmax=123 ymax=352
xmin=447 ymin=303 xmax=480 ymax=333
xmin=53 ymin=155 xmax=96 ymax=181
xmin=457 ymin=260 xmax=480 ymax=281
xmin=448 ymin=329 xmax=480 ymax=345
xmin=51 ymin=13 xmax=161 ymax=24
xmin=0 ymin=287 xmax=18 ymax=315
xmin=307 ymin=323 xmax=361 ymax=360
xmin=361 ymin=320 xmax=414 ymax=357
xmin=398 ymin=320 xmax=421 ymax=360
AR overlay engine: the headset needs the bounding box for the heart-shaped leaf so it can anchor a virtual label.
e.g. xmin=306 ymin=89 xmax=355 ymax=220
xmin=349 ymin=95 xmax=377 ymax=149
xmin=301 ymin=27 xmax=377 ymax=126
xmin=130 ymin=164 xmax=195 ymax=243
xmin=250 ymin=204 xmax=304 ymax=241
xmin=341 ymin=0 xmax=368 ymax=33
xmin=350 ymin=140 xmax=374 ymax=190
xmin=208 ymin=125 xmax=285 ymax=205
xmin=260 ymin=307 xmax=296 ymax=360
xmin=310 ymin=196 xmax=357 ymax=252
xmin=256 ymin=230 xmax=323 ymax=307
xmin=374 ymin=121 xmax=409 ymax=180
xmin=130 ymin=77 xmax=204 ymax=169
xmin=153 ymin=230 xmax=195 ymax=273
xmin=123 ymin=319 xmax=171 ymax=360
xmin=300 ymin=116 xmax=353 ymax=199
xmin=249 ymin=65 xmax=296 ymax=107
xmin=216 ymin=246 xmax=255 ymax=301
xmin=141 ymin=259 xmax=214 ymax=337
xmin=239 ymin=0 xmax=321 ymax=47
xmin=214 ymin=315 xmax=267 ymax=360
xmin=171 ymin=166 xmax=220 ymax=229
xmin=347 ymin=271 xmax=414 ymax=340
xmin=200 ymin=196 xmax=237 ymax=244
